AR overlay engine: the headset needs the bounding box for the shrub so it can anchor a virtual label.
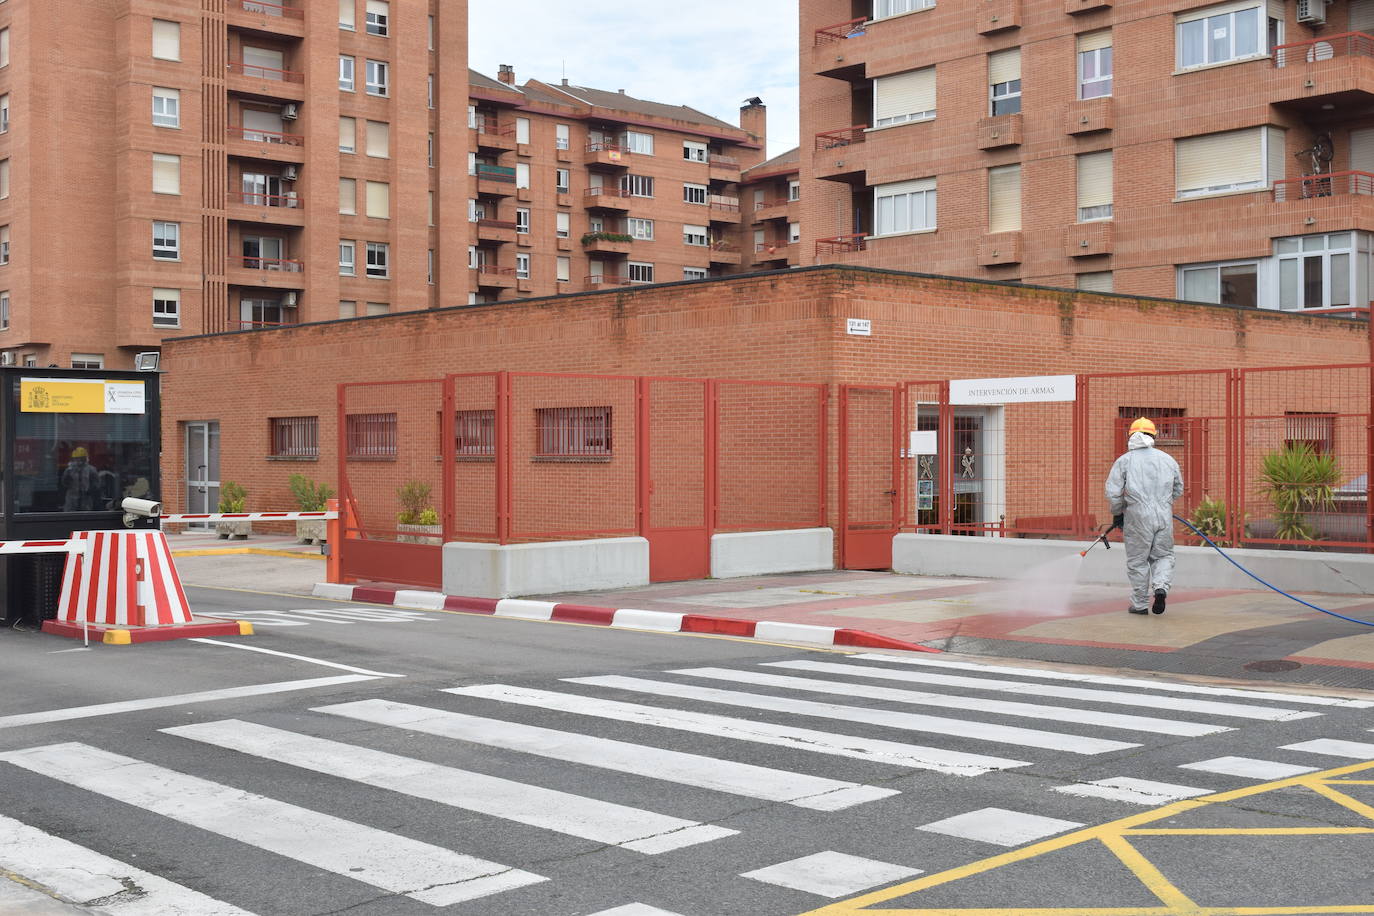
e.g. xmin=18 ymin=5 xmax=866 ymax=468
xmin=416 ymin=507 xmax=439 ymax=526
xmin=1259 ymin=443 xmax=1339 ymax=542
xmin=218 ymin=481 xmax=247 ymax=513
xmin=288 ymin=474 xmax=335 ymax=512
xmin=1190 ymin=496 xmax=1242 ymax=547
xmin=397 ymin=480 xmax=434 ymax=525
xmin=580 ymin=231 xmax=633 ymax=245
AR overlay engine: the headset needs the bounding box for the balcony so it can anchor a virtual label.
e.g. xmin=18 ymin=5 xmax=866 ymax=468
xmin=815 ymin=234 xmax=866 ymax=258
xmin=1064 ymin=221 xmax=1113 ymax=258
xmin=227 ymin=189 xmax=305 ymax=227
xmin=814 ymin=126 xmax=868 ymax=182
xmin=475 ymin=164 xmax=518 ymax=197
xmin=811 ymin=17 xmax=868 ymax=78
xmin=583 ymin=274 xmax=632 ymax=292
xmin=1271 ymin=33 xmax=1374 ymax=109
xmin=753 ymin=198 xmax=793 ymax=223
xmin=977 ymin=232 xmax=1023 ymax=266
xmin=584 ymin=141 xmax=631 ymax=170
xmin=474 ymin=264 xmax=517 ymax=290
xmin=708 ymin=195 xmax=741 ymax=224
xmin=1273 ymin=171 xmax=1374 ymax=202
xmin=813 ymin=17 xmax=867 ymax=46
xmin=976 ymin=114 xmax=1022 ymax=150
xmin=754 ymin=241 xmax=793 ymax=262
xmin=237 ymin=318 xmax=298 ymax=331
xmin=976 ymin=0 xmax=1021 ymax=34
xmin=707 ymin=241 xmax=742 ymax=265
xmin=815 ymin=125 xmax=866 ymax=151
xmin=227 ymin=0 xmax=305 ymax=37
xmin=1065 ymin=0 xmax=1110 ymax=12
xmin=1065 ymin=97 xmax=1114 ymax=135
xmin=226 ymin=125 xmax=304 ymax=162
xmin=476 ymin=218 xmax=518 ymax=244
xmin=583 ymin=186 xmax=633 ymax=211
xmin=708 ymin=154 xmax=741 ymax=181
xmin=473 ymin=120 xmax=517 ymax=154
xmin=226 ymin=60 xmax=306 ymax=102
xmin=581 ymin=232 xmax=633 ymax=255
xmin=228 ymin=256 xmax=304 ymax=289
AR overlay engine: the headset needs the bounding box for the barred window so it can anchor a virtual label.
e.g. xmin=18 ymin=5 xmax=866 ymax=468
xmin=536 ymin=407 xmax=612 ymax=457
xmin=1285 ymin=412 xmax=1334 ymax=455
xmin=456 ymin=409 xmax=495 ymax=456
xmin=270 ymin=416 xmax=319 ymax=458
xmin=345 ymin=412 xmax=396 ymax=458
xmin=1118 ymin=406 xmax=1185 ymax=445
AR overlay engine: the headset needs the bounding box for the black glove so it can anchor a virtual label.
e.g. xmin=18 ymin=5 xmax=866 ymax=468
xmin=1112 ymin=514 xmax=1124 ymax=530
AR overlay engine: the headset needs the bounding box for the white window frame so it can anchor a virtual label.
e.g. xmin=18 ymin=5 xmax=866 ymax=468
xmin=555 ymin=168 xmax=570 ymax=193
xmin=0 ymin=290 xmax=9 ymax=331
xmin=516 ymin=163 xmax=530 ymax=189
xmin=682 ymin=224 xmax=707 ymax=246
xmin=990 ymin=79 xmax=1021 ymax=116
xmin=339 ymin=0 xmax=356 ymax=31
xmin=684 ymin=183 xmax=707 ymax=204
xmin=684 ymin=140 xmax=707 ymax=162
xmin=153 ymin=288 xmax=180 ymax=328
xmin=872 ymin=179 xmax=937 ymax=237
xmin=71 ymin=354 xmax=104 ymax=370
xmin=339 ymin=240 xmax=357 ymax=276
xmin=152 ymin=88 xmax=179 ymax=128
xmin=625 ymin=131 xmax=654 ymax=155
xmin=627 ymin=262 xmax=655 ymax=284
xmin=339 ymin=56 xmax=355 ymax=92
xmin=365 ymin=241 xmax=389 ymax=278
xmin=365 ymin=0 xmax=389 ymax=36
xmin=684 ymin=267 xmax=708 ymax=280
xmin=874 ymin=0 xmax=934 ymax=20
xmin=0 ymin=225 xmax=9 ymax=265
xmin=516 ymin=253 xmax=530 ymax=280
xmin=556 ymin=212 xmax=570 ymax=239
xmin=152 ymin=220 xmax=180 ymax=260
xmin=788 ymin=180 xmax=801 ymax=201
xmin=555 ymin=124 xmax=570 ymax=150
xmin=621 ymin=174 xmax=654 ymax=198
xmin=1175 ymin=126 xmax=1282 ymax=199
xmin=789 ymin=221 xmax=801 ymax=243
xmin=1176 ymin=2 xmax=1279 ymax=70
xmin=365 ymin=59 xmax=388 ymax=96
xmin=873 ymin=67 xmax=936 ymax=127
xmin=516 ymin=208 xmax=530 ymax=234
xmin=1275 ymin=232 xmax=1365 ymax=311
xmin=1178 ymin=259 xmax=1262 ymax=307
xmin=1079 ymin=47 xmax=1112 ymax=99
xmin=516 ymin=117 xmax=530 ymax=145
xmin=339 ymin=116 xmax=356 ymax=153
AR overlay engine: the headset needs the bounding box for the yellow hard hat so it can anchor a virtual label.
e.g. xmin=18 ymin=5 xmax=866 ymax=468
xmin=1128 ymin=418 xmax=1157 ymax=437
xmin=71 ymin=447 xmax=88 ymax=458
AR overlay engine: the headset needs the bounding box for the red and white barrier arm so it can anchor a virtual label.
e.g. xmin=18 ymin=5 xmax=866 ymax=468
xmin=159 ymin=511 xmax=338 ymax=523
xmin=0 ymin=539 xmax=83 ymax=556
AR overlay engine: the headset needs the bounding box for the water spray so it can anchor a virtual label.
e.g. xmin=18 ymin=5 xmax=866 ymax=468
xmin=1079 ymin=521 xmax=1120 ymax=558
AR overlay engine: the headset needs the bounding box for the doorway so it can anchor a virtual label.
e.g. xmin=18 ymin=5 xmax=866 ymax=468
xmin=913 ymin=405 xmax=1006 ymax=533
xmin=185 ymin=421 xmax=220 ymax=527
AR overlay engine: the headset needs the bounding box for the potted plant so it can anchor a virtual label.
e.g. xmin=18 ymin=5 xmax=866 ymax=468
xmin=396 ymin=480 xmax=441 ymax=545
xmin=215 ymin=481 xmax=250 ymax=540
xmin=1259 ymin=443 xmax=1339 ymax=545
xmin=289 ymin=473 xmax=335 ymax=545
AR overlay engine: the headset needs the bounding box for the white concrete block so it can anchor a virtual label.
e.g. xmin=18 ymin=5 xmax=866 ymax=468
xmin=711 ymin=528 xmax=835 ymax=579
xmin=312 ymin=582 xmax=356 ymax=601
xmin=611 ymin=608 xmax=685 ymax=632
xmin=494 ymin=599 xmax=557 ymax=620
xmin=443 ymin=537 xmax=650 ymax=599
xmin=753 ymin=621 xmax=840 ymax=646
xmin=394 ymin=590 xmax=446 ymax=611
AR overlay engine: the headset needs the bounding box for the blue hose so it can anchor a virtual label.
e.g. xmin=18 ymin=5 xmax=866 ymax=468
xmin=1173 ymin=514 xmax=1374 ymax=628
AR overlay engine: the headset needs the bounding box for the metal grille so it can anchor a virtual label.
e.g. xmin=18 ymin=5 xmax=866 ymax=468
xmin=455 ymin=410 xmax=494 ymax=456
xmin=345 ymin=412 xmax=397 ymax=459
xmin=535 ymin=406 xmax=613 ymax=457
xmin=270 ymin=416 xmax=318 ymax=458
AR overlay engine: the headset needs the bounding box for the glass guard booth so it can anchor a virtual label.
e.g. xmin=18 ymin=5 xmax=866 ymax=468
xmin=0 ymin=368 xmax=160 ymax=628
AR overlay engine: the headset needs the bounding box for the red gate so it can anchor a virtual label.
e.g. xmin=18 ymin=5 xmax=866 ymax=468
xmin=839 ymin=385 xmax=900 ymax=569
xmin=640 ymin=377 xmax=712 ymax=581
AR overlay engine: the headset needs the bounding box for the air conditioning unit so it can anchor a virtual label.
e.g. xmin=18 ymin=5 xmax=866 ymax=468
xmin=0 ymin=352 xmax=14 ymax=366
xmin=281 ymin=103 xmax=299 ymax=120
xmin=283 ymin=291 xmax=298 ymax=307
xmin=1296 ymin=0 xmax=1326 ymax=23
xmin=282 ymin=165 xmax=298 ymax=181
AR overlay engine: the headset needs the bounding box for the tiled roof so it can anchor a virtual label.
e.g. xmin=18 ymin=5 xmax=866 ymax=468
xmin=469 ymin=69 xmax=524 ymax=95
xmin=745 ymin=147 xmax=800 ymax=177
xmin=542 ymin=82 xmax=740 ymax=133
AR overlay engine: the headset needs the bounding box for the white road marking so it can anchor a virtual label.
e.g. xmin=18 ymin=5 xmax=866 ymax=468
xmin=188 ymin=637 xmax=403 ymax=677
xmin=672 ymin=667 xmax=1227 ymax=737
xmin=851 ymin=653 xmax=1374 ymax=708
xmin=584 ymin=906 xmax=689 ymax=916
xmin=47 ymin=647 xmax=92 ymax=654
xmin=1053 ymin=777 xmax=1214 ymax=805
xmin=0 ymin=813 xmax=255 ymax=915
xmin=1281 ymin=738 xmax=1374 ymax=759
xmin=775 ymin=660 xmax=1319 ymax=721
xmin=446 ymin=684 xmax=1029 ymax=775
xmin=316 ymin=698 xmax=897 ymax=811
xmin=226 ymin=607 xmax=433 ymax=627
xmin=0 ymin=743 xmax=545 ymax=907
xmin=164 ymin=719 xmax=736 ymax=854
xmin=0 ymin=675 xmax=381 ymax=730
xmin=1179 ymin=756 xmax=1319 ymax=780
xmin=917 ymin=807 xmax=1084 ymax=847
xmin=568 ymin=675 xmax=1136 ymax=755
xmin=740 ymin=851 xmax=921 ymax=898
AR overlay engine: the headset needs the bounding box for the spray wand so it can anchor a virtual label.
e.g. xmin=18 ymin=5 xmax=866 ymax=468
xmin=1079 ymin=520 xmax=1120 ymax=558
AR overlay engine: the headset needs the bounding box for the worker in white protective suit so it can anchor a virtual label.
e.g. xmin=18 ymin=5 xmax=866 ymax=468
xmin=1105 ymin=417 xmax=1184 ymax=615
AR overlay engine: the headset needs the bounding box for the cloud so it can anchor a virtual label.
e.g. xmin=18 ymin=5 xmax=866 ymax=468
xmin=468 ymin=1 xmax=800 ymax=158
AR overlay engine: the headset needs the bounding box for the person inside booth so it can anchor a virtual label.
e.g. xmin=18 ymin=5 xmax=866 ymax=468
xmin=60 ymin=447 xmax=102 ymax=512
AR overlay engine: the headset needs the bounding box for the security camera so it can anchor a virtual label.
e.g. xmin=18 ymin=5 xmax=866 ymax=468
xmin=121 ymin=497 xmax=163 ymax=528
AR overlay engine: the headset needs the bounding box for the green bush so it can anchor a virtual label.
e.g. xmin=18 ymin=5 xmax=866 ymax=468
xmin=218 ymin=481 xmax=247 ymax=513
xmin=397 ymin=480 xmax=434 ymax=525
xmin=581 ymin=231 xmax=633 ymax=245
xmin=1190 ymin=496 xmax=1241 ymax=546
xmin=1259 ymin=443 xmax=1339 ymax=542
xmin=288 ymin=474 xmax=335 ymax=511
xmin=416 ymin=507 xmax=439 ymax=526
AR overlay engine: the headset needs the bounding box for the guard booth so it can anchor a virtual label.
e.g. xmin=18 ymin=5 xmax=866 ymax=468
xmin=0 ymin=368 xmax=160 ymax=629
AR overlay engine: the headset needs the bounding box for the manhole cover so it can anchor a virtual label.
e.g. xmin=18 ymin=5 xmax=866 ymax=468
xmin=1244 ymin=659 xmax=1303 ymax=672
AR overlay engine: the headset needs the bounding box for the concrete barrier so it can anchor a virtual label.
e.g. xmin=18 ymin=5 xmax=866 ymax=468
xmin=710 ymin=528 xmax=835 ymax=579
xmin=893 ymin=533 xmax=1374 ymax=596
xmin=443 ymin=537 xmax=650 ymax=599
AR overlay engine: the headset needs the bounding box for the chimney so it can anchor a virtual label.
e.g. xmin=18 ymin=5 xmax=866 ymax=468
xmin=739 ymin=97 xmax=767 ymax=168
xmin=497 ymin=64 xmax=515 ymax=85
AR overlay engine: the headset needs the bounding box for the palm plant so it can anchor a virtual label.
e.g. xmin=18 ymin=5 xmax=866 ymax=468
xmin=1259 ymin=443 xmax=1338 ymax=542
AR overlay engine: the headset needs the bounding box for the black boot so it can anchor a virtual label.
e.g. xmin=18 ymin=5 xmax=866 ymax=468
xmin=1129 ymin=606 xmax=1148 ymax=615
xmin=1152 ymin=589 xmax=1167 ymax=615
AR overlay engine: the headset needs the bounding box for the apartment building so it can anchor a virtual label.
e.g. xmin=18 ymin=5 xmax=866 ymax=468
xmin=0 ymin=0 xmax=469 ymax=370
xmin=800 ymin=0 xmax=1374 ymax=311
xmin=466 ymin=68 xmax=768 ymax=301
xmin=739 ymin=147 xmax=804 ymax=272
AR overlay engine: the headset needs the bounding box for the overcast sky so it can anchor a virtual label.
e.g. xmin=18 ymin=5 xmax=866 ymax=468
xmin=468 ymin=1 xmax=800 ymax=160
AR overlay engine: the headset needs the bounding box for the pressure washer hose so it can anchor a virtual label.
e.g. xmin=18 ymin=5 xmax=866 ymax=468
xmin=1172 ymin=514 xmax=1374 ymax=629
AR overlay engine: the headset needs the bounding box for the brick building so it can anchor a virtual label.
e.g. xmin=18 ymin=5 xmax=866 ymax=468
xmin=465 ymin=67 xmax=769 ymax=301
xmin=739 ymin=146 xmax=804 ymax=272
xmin=800 ymin=0 xmax=1374 ymax=309
xmin=0 ymin=0 xmax=469 ymax=370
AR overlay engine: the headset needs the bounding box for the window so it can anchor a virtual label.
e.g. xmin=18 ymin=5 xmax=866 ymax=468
xmin=0 ymin=225 xmax=8 ymax=264
xmin=684 ymin=267 xmax=708 ymax=280
xmin=339 ymin=0 xmax=356 ymax=30
xmin=339 ymin=300 xmax=357 ymax=318
xmin=1176 ymin=1 xmax=1281 ymax=70
xmin=873 ymin=178 xmax=937 ymax=236
xmin=555 ymin=124 xmax=570 ymax=150
xmin=428 ymin=132 xmax=434 ymax=167
xmin=628 ymin=262 xmax=654 ymax=284
xmin=1077 ymin=150 xmax=1113 ymax=221
xmin=1175 ymin=126 xmax=1283 ymax=198
xmin=516 ymin=118 xmax=530 ymax=145
xmin=365 ymin=59 xmax=388 ymax=96
xmin=1285 ymin=412 xmax=1335 ymax=455
xmin=271 ymin=417 xmax=318 ymax=459
xmin=516 ymin=163 xmax=530 ymax=189
xmin=468 ymin=152 xmax=476 ymax=176
xmin=788 ymin=180 xmax=801 ymax=201
xmin=556 ymin=212 xmax=570 ymax=238
xmin=536 ymin=407 xmax=612 ymax=457
xmin=873 ymin=67 xmax=936 ymax=127
xmin=987 ymin=165 xmax=1022 ymax=233
xmin=366 ymin=120 xmax=389 ymax=158
xmin=152 ymin=221 xmax=180 ymax=260
xmin=683 ymin=224 xmax=707 ymax=246
xmin=555 ymin=168 xmax=570 ymax=193
xmin=339 ymin=116 xmax=356 ymax=153
xmin=152 ymin=20 xmax=180 ymax=61
xmin=1118 ymin=406 xmax=1185 ymax=445
xmin=152 ymin=288 xmax=180 ymax=327
xmin=629 ymin=218 xmax=655 ymax=241
xmin=0 ymin=94 xmax=8 ymax=134
xmin=557 ymin=256 xmax=570 ymax=282
xmin=621 ymin=174 xmax=654 ymax=198
xmin=428 ymin=191 xmax=433 ymax=227
xmin=0 ymin=291 xmax=7 ymax=330
xmin=1276 ymin=232 xmax=1364 ymax=310
xmin=516 ymin=253 xmax=530 ymax=280
xmin=684 ymin=182 xmax=707 ymax=204
xmin=427 ymin=74 xmax=434 ymax=109
xmin=989 ymin=49 xmax=1022 ymax=116
xmin=427 ymin=249 xmax=433 ymax=284
xmin=789 ymin=221 xmax=801 ymax=243
xmin=365 ymin=241 xmax=389 ymax=277
xmin=1077 ymin=271 xmax=1114 ymax=293
xmin=339 ymin=240 xmax=356 ymax=276
xmin=1179 ymin=260 xmax=1259 ymax=307
xmin=339 ymin=178 xmax=356 ymax=214
xmin=875 ymin=0 xmax=934 ymax=18
xmin=365 ymin=0 xmax=389 ymax=36
xmin=366 ymin=181 xmax=389 ymax=218
xmin=345 ymin=413 xmax=396 ymax=459
xmin=468 ymin=245 xmax=479 ymax=269
xmin=456 ymin=410 xmax=495 ymax=456
xmin=242 ymin=46 xmax=284 ymax=81
xmin=516 ymin=208 xmax=530 ymax=234
xmin=684 ymin=140 xmax=707 ymax=162
xmin=0 ymin=160 xmax=8 ymax=199
xmin=1078 ymin=31 xmax=1112 ymax=99
xmin=152 ymin=87 xmax=179 ymax=128
xmin=339 ymin=56 xmax=355 ymax=92
xmin=625 ymin=131 xmax=654 ymax=155
xmin=152 ymin=154 xmax=180 ymax=195
xmin=754 ymin=228 xmax=766 ymax=252
xmin=71 ymin=354 xmax=104 ymax=370
xmin=366 ymin=302 xmax=389 ymax=316
xmin=428 ymin=14 xmax=434 ymax=49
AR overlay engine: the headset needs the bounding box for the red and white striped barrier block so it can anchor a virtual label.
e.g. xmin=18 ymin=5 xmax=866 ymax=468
xmin=160 ymin=511 xmax=337 ymax=523
xmin=58 ymin=530 xmax=193 ymax=627
xmin=0 ymin=539 xmax=83 ymax=556
xmin=312 ymin=583 xmax=939 ymax=653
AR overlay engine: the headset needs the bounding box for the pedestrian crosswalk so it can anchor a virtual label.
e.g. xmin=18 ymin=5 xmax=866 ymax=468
xmin=1 ymin=651 xmax=1371 ymax=915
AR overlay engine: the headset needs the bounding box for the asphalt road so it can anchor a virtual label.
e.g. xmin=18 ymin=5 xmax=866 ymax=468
xmin=1 ymin=582 xmax=1373 ymax=916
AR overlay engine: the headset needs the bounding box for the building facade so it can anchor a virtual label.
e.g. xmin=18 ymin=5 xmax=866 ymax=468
xmin=0 ymin=0 xmax=469 ymax=370
xmin=800 ymin=0 xmax=1374 ymax=309
xmin=739 ymin=147 xmax=804 ymax=272
xmin=465 ymin=68 xmax=768 ymax=301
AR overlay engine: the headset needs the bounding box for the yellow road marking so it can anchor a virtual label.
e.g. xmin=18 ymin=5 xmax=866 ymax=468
xmin=173 ymin=548 xmax=324 ymax=559
xmin=1122 ymin=827 xmax=1374 ymax=836
xmin=1098 ymin=834 xmax=1198 ymax=910
xmin=1305 ymin=780 xmax=1374 ymax=822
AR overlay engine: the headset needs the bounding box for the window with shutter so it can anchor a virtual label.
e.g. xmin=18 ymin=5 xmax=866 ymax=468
xmin=873 ymin=178 xmax=937 ymax=236
xmin=1076 ymin=271 xmax=1114 ymax=292
xmin=1175 ymin=127 xmax=1274 ymax=197
xmin=1352 ymin=0 xmax=1374 ymax=32
xmin=1077 ymin=30 xmax=1112 ymax=99
xmin=1077 ymin=151 xmax=1113 ymax=221
xmin=365 ymin=182 xmax=389 ymax=219
xmin=152 ymin=20 xmax=180 ymax=60
xmin=339 ymin=0 xmax=356 ymax=30
xmin=152 ymin=154 xmax=180 ymax=195
xmin=873 ymin=67 xmax=936 ymax=127
xmin=339 ymin=117 xmax=356 ymax=153
xmin=989 ymin=49 xmax=1022 ymax=116
xmin=1176 ymin=1 xmax=1282 ymax=69
xmin=366 ymin=120 xmax=389 ymax=158
xmin=987 ymin=165 xmax=1022 ymax=233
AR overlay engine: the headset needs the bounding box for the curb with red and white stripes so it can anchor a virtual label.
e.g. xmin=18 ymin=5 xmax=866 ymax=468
xmin=312 ymin=583 xmax=939 ymax=653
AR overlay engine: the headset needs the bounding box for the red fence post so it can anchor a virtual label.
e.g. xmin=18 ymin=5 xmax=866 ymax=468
xmin=441 ymin=376 xmax=455 ymax=544
xmin=705 ymin=379 xmax=718 ymax=535
xmin=938 ymin=381 xmax=953 ymax=535
xmin=636 ymin=377 xmax=650 ymax=537
xmin=325 ymin=497 xmax=342 ymax=583
xmin=496 ymin=371 xmax=510 ymax=545
xmin=818 ymin=385 xmax=829 ymax=530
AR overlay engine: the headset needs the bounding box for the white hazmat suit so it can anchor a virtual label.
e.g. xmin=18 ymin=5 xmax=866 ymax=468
xmin=1105 ymin=431 xmax=1184 ymax=613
